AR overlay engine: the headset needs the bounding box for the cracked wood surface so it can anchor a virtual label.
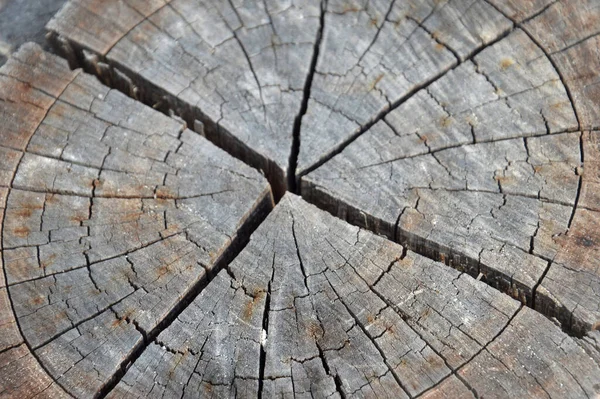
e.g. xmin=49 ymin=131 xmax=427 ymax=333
xmin=0 ymin=44 xmax=272 ymax=398
xmin=47 ymin=0 xmax=323 ymax=195
xmin=47 ymin=0 xmax=516 ymax=192
xmin=303 ymin=27 xmax=580 ymax=307
xmin=302 ymin=1 xmax=600 ymax=336
xmin=0 ymin=0 xmax=598 ymax=397
xmin=102 ymin=194 xmax=600 ymax=398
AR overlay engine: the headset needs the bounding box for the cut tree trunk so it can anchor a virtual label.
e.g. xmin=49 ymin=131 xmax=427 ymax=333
xmin=0 ymin=0 xmax=599 ymax=397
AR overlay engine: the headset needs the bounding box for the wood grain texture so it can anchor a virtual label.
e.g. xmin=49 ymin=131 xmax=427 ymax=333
xmin=0 ymin=44 xmax=272 ymax=397
xmin=107 ymin=194 xmax=600 ymax=398
xmin=522 ymin=0 xmax=600 ymax=130
xmin=47 ymin=0 xmax=513 ymax=190
xmin=47 ymin=0 xmax=322 ymax=194
xmin=0 ymin=0 xmax=595 ymax=396
xmin=303 ymin=28 xmax=580 ymax=311
xmin=296 ymin=0 xmax=513 ymax=175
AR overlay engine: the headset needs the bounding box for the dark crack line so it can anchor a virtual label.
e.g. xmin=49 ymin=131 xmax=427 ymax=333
xmin=531 ymin=259 xmax=552 ymax=314
xmin=225 ymin=0 xmax=267 ymax=122
xmin=287 ymin=0 xmax=327 ymax=193
xmin=482 ymin=0 xmax=584 ymax=231
xmin=324 ymin=238 xmax=476 ymax=397
xmin=483 ymin=0 xmax=586 ymax=334
xmin=567 ymin=131 xmax=584 ymax=229
xmin=356 ymin=0 xmax=398 ymax=65
xmin=94 ymin=193 xmax=271 ymax=398
xmin=405 ymin=15 xmax=461 ymax=62
xmin=2 ymin=179 xmax=271 ymax=398
xmin=290 ymin=212 xmax=346 ymax=398
xmin=416 ymin=305 xmax=524 ymax=398
xmin=298 ymin=23 xmax=516 ymax=183
xmin=481 ymin=1 xmax=583 ymax=231
xmin=101 ymin=2 xmax=171 ymax=57
xmin=6 ymin=230 xmax=183 ymax=287
xmin=47 ymin=30 xmax=286 ymax=201
xmin=322 ymin=271 xmax=413 ymax=398
xmin=22 ymin=3 xmax=593 ymax=397
xmin=257 ymin=252 xmax=276 ymax=399
xmin=304 ymin=184 xmax=585 ymax=338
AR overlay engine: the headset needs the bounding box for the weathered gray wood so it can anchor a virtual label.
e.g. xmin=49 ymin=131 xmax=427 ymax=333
xmin=487 ymin=0 xmax=600 ymax=340
xmin=427 ymin=317 xmax=600 ymax=399
xmin=486 ymin=0 xmax=554 ymax=23
xmin=0 ymin=43 xmax=74 ymax=399
xmin=296 ymin=0 xmax=513 ymax=174
xmin=535 ymin=132 xmax=600 ymax=334
xmin=512 ymin=0 xmax=600 ymax=132
xmin=47 ymin=0 xmax=516 ymax=190
xmin=108 ymin=194 xmax=600 ymax=398
xmin=302 ymin=28 xmax=583 ymax=315
xmin=0 ymin=44 xmax=272 ymax=397
xmin=452 ymin=308 xmax=600 ymax=398
xmin=0 ymin=0 xmax=598 ymax=396
xmin=47 ymin=0 xmax=322 ymax=194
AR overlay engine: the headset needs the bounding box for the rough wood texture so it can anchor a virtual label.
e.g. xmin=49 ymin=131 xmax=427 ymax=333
xmin=303 ymin=27 xmax=579 ymax=303
xmin=0 ymin=44 xmax=272 ymax=397
xmin=295 ymin=0 xmax=513 ymax=175
xmin=0 ymin=0 xmax=596 ymax=397
xmin=47 ymin=0 xmax=322 ymax=194
xmin=104 ymin=194 xmax=600 ymax=398
xmin=508 ymin=0 xmax=600 ymax=131
xmin=47 ymin=0 xmax=513 ymax=190
xmin=301 ymin=0 xmax=600 ymax=338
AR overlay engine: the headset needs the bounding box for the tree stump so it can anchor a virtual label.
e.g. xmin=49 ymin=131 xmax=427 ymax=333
xmin=0 ymin=0 xmax=599 ymax=397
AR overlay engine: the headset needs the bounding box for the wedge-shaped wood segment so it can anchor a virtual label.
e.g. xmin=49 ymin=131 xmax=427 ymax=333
xmin=47 ymin=0 xmax=323 ymax=194
xmin=295 ymin=0 xmax=513 ymax=175
xmin=46 ymin=0 xmax=515 ymax=190
xmin=107 ymin=194 xmax=600 ymax=398
xmin=490 ymin=0 xmax=600 ymax=130
xmin=492 ymin=0 xmax=600 ymax=351
xmin=302 ymin=28 xmax=591 ymax=329
xmin=0 ymin=44 xmax=272 ymax=398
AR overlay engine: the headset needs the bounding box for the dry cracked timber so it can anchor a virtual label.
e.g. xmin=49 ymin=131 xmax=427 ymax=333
xmin=0 ymin=0 xmax=599 ymax=398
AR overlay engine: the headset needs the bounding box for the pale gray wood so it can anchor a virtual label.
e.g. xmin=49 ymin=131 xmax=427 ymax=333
xmin=487 ymin=0 xmax=554 ymax=22
xmin=109 ymin=194 xmax=600 ymax=398
xmin=522 ymin=0 xmax=600 ymax=130
xmin=302 ymin=28 xmax=581 ymax=309
xmin=279 ymin=0 xmax=514 ymax=174
xmin=456 ymin=307 xmax=600 ymax=398
xmin=0 ymin=44 xmax=272 ymax=398
xmin=46 ymin=0 xmax=515 ymax=189
xmin=110 ymin=194 xmax=531 ymax=397
xmin=507 ymin=0 xmax=600 ymax=336
xmin=535 ymin=206 xmax=600 ymax=335
xmin=0 ymin=0 xmax=598 ymax=396
xmin=47 ymin=0 xmax=322 ymax=194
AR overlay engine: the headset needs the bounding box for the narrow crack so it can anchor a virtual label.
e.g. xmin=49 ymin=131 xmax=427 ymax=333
xmin=257 ymin=253 xmax=276 ymax=399
xmin=94 ymin=230 xmax=261 ymax=397
xmin=297 ymin=24 xmax=516 ymax=182
xmin=8 ymin=2 xmax=591 ymax=397
xmin=304 ymin=184 xmax=586 ymax=338
xmin=287 ymin=0 xmax=327 ymax=193
xmin=0 ymin=72 xmax=84 ymax=396
xmin=415 ymin=305 xmax=524 ymax=398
